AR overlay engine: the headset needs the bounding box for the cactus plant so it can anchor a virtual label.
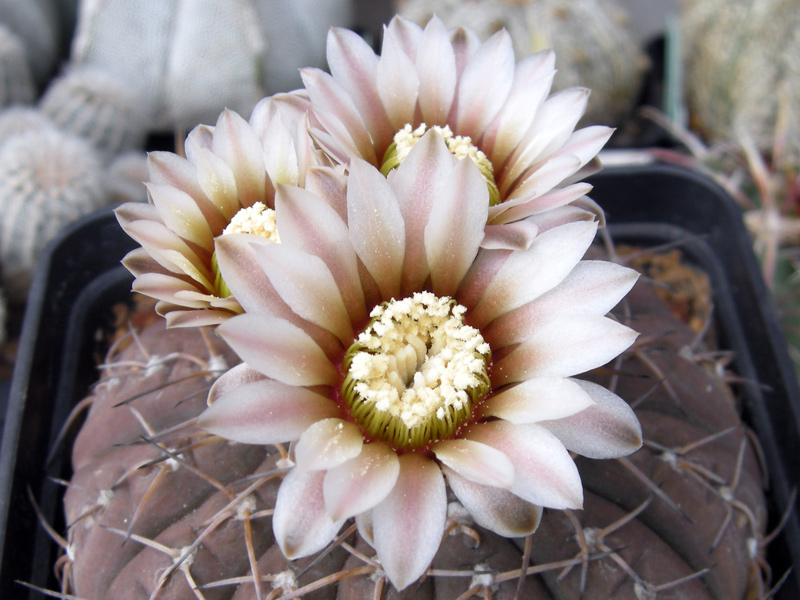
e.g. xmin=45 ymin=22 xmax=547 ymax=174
xmin=394 ymin=0 xmax=649 ymax=129
xmin=0 ymin=105 xmax=55 ymax=147
xmin=38 ymin=65 xmax=149 ymax=160
xmin=0 ymin=0 xmax=61 ymax=86
xmin=681 ymin=0 xmax=800 ymax=168
xmin=0 ymin=129 xmax=110 ymax=302
xmin=0 ymin=24 xmax=35 ymax=107
xmin=52 ymin=245 xmax=771 ymax=599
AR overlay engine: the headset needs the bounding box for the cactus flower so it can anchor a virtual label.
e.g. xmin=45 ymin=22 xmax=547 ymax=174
xmin=197 ymin=133 xmax=642 ymax=590
xmin=300 ymin=15 xmax=614 ymax=246
xmin=115 ymin=92 xmax=332 ymax=327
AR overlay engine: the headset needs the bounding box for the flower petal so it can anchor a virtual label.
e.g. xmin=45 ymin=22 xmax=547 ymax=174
xmin=465 ymin=421 xmax=583 ymax=509
xmin=416 ymin=16 xmax=456 ymax=124
xmin=145 ymin=183 xmax=214 ymax=248
xmin=216 ymin=313 xmax=339 ymax=386
xmin=492 ymin=315 xmax=638 ymax=386
xmin=443 ymin=466 xmax=542 ymax=538
xmin=275 ymin=184 xmax=367 ymax=324
xmin=540 ymin=379 xmax=642 ymax=458
xmin=480 ymin=219 xmax=539 ymax=250
xmin=197 ymin=379 xmax=340 ymax=444
xmin=207 ymin=363 xmax=266 ymax=405
xmin=294 ymin=418 xmax=364 ymax=473
xmin=425 ymin=157 xmax=489 ymax=296
xmin=373 ymin=454 xmax=446 ymax=590
xmin=480 ymin=377 xmax=595 ymax=424
xmin=433 ymin=439 xmax=514 ymax=489
xmin=377 ymin=28 xmax=420 ymax=130
xmin=465 ymin=220 xmax=598 ymax=327
xmin=273 ymin=468 xmax=346 ymax=559
xmin=323 ymin=442 xmax=400 ymax=521
xmin=211 ymin=109 xmax=268 ymax=208
xmin=347 ymin=158 xmax=405 ymax=300
xmin=252 ymin=242 xmax=353 ymax=345
xmin=489 ymin=182 xmax=592 ymax=225
xmin=484 ymin=259 xmax=639 ymax=348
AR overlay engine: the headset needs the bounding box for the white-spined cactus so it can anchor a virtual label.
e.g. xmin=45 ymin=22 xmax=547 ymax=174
xmin=0 ymin=24 xmax=35 ymax=107
xmin=394 ymin=0 xmax=649 ymax=128
xmin=0 ymin=105 xmax=56 ymax=147
xmin=681 ymin=0 xmax=800 ymax=167
xmin=38 ymin=66 xmax=149 ymax=161
xmin=0 ymin=129 xmax=110 ymax=302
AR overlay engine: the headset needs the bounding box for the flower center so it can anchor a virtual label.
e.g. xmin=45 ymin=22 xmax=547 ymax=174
xmin=212 ymin=202 xmax=280 ymax=298
xmin=380 ymin=123 xmax=501 ymax=206
xmin=341 ymin=292 xmax=491 ymax=452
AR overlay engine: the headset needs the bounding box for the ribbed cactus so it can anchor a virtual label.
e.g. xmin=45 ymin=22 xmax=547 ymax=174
xmin=0 ymin=0 xmax=61 ymax=86
xmin=394 ymin=0 xmax=649 ymax=128
xmin=0 ymin=129 xmax=110 ymax=303
xmin=38 ymin=66 xmax=148 ymax=161
xmin=0 ymin=105 xmax=55 ymax=147
xmin=55 ymin=254 xmax=771 ymax=599
xmin=0 ymin=24 xmax=35 ymax=107
xmin=681 ymin=0 xmax=800 ymax=167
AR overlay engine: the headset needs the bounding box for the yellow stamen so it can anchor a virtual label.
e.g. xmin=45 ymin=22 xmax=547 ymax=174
xmin=381 ymin=123 xmax=501 ymax=206
xmin=341 ymin=292 xmax=491 ymax=451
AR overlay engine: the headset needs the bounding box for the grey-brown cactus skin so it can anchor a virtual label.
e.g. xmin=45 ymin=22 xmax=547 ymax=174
xmin=59 ymin=259 xmax=769 ymax=599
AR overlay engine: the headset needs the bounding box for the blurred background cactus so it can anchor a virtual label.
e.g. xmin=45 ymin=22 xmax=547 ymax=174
xmin=0 ymin=24 xmax=35 ymax=107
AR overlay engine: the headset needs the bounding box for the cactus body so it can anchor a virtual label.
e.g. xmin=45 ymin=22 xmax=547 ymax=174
xmin=0 ymin=24 xmax=35 ymax=107
xmin=0 ymin=129 xmax=109 ymax=302
xmin=0 ymin=105 xmax=55 ymax=147
xmin=394 ymin=0 xmax=648 ymax=128
xmin=39 ymin=66 xmax=148 ymax=160
xmin=58 ymin=254 xmax=769 ymax=599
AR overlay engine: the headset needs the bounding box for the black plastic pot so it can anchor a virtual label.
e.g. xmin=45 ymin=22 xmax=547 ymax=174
xmin=1 ymin=163 xmax=799 ymax=599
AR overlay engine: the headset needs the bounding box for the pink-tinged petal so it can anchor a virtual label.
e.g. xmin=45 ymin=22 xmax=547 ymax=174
xmin=145 ymin=183 xmax=214 ymax=248
xmin=506 ymin=153 xmax=583 ymax=203
xmin=356 ymin=511 xmax=374 ymax=547
xmin=425 ymin=157 xmax=488 ymax=296
xmin=211 ymin=109 xmax=268 ymax=208
xmin=208 ymin=363 xmax=267 ymax=406
xmin=524 ymin=205 xmax=600 ymax=234
xmin=449 ymin=27 xmax=481 ymax=80
xmin=193 ymin=146 xmax=241 ymax=220
xmin=433 ymin=439 xmax=514 ymax=489
xmin=480 ymin=219 xmax=539 ymax=250
xmin=490 ymin=182 xmax=592 ymax=225
xmin=115 ymin=200 xmax=162 ymax=229
xmin=259 ymin=108 xmax=300 ymax=188
xmin=273 ymin=468 xmax=346 ymax=559
xmin=326 ymin=27 xmax=393 ymax=151
xmin=465 ymin=421 xmax=583 ymax=509
xmin=147 ymin=152 xmax=228 ymax=234
xmin=502 ymin=88 xmax=590 ymax=191
xmin=540 ymin=379 xmax=642 ymax=458
xmin=456 ymin=248 xmax=511 ymax=313
xmin=214 ymin=234 xmax=289 ymax=315
xmin=417 ymin=16 xmax=456 ymax=124
xmin=373 ymin=454 xmax=446 ymax=590
xmin=492 ymin=315 xmax=638 ymax=386
xmin=443 ymin=466 xmax=542 ymax=538
xmin=323 ymin=442 xmax=400 ymax=521
xmin=558 ymin=126 xmax=614 ymax=169
xmin=294 ymin=418 xmax=363 ymax=473
xmin=347 ymin=159 xmax=405 ymax=300
xmin=252 ymin=243 xmax=353 ymax=345
xmin=390 ymin=131 xmax=455 ymax=294
xmin=184 ymin=123 xmax=214 ymax=159
xmin=377 ymin=30 xmax=420 ymax=130
xmin=131 ymin=273 xmax=208 ymax=308
xmin=466 ymin=220 xmax=598 ymax=328
xmin=216 ymin=313 xmax=339 ymax=386
xmin=480 ymin=377 xmax=594 ymax=424
xmin=121 ymin=247 xmax=171 ymax=278
xmin=484 ymin=260 xmax=639 ymax=348
xmin=482 ymin=50 xmax=555 ymax=163
xmin=275 ymin=185 xmax=367 ymax=324
xmin=123 ymin=219 xmax=213 ymax=289
xmin=301 ymin=68 xmax=377 ymax=165
xmin=162 ymin=308 xmax=234 ymax=328
xmin=384 ymin=15 xmax=423 ymax=60
xmin=455 ymin=28 xmax=515 ymax=138
xmin=304 ymin=166 xmax=349 ymax=223
xmin=197 ymin=379 xmax=339 ymax=444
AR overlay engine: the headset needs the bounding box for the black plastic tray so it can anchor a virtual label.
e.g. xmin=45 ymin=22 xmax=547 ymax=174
xmin=1 ymin=163 xmax=799 ymax=598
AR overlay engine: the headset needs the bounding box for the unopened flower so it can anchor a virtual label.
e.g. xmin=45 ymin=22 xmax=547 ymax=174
xmin=115 ymin=92 xmax=331 ymax=327
xmin=197 ymin=134 xmax=642 ymax=590
xmin=300 ymin=15 xmax=613 ymax=248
